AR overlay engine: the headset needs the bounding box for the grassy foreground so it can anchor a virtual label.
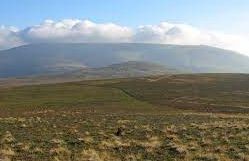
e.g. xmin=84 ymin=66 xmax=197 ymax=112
xmin=1 ymin=74 xmax=249 ymax=160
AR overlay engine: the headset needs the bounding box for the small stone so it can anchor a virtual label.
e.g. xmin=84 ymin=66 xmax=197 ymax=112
xmin=116 ymin=127 xmax=125 ymax=136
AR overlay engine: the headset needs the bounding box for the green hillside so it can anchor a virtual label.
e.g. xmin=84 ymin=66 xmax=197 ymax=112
xmin=1 ymin=74 xmax=249 ymax=160
xmin=0 ymin=80 xmax=154 ymax=116
xmin=1 ymin=74 xmax=249 ymax=115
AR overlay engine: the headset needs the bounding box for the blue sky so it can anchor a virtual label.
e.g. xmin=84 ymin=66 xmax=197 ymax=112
xmin=1 ymin=0 xmax=249 ymax=54
xmin=1 ymin=0 xmax=249 ymax=34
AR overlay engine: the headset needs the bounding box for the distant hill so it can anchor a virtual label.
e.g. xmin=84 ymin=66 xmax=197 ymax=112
xmin=0 ymin=61 xmax=176 ymax=87
xmin=0 ymin=43 xmax=249 ymax=78
xmin=69 ymin=61 xmax=177 ymax=78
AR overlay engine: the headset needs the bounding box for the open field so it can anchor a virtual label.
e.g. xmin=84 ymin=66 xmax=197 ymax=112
xmin=1 ymin=74 xmax=249 ymax=160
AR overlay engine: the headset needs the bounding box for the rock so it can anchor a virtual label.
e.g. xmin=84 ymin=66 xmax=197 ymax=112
xmin=116 ymin=127 xmax=125 ymax=137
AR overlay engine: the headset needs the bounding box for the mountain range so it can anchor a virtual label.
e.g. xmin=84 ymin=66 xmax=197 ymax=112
xmin=0 ymin=43 xmax=249 ymax=79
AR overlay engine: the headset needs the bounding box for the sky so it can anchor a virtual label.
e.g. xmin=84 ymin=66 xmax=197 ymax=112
xmin=1 ymin=0 xmax=249 ymax=55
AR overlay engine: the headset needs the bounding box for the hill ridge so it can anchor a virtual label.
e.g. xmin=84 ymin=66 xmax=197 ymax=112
xmin=1 ymin=43 xmax=249 ymax=78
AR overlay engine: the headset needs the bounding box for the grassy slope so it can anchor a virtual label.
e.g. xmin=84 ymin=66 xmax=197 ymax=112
xmin=1 ymin=74 xmax=249 ymax=115
xmin=1 ymin=74 xmax=249 ymax=160
xmin=0 ymin=81 xmax=155 ymax=116
xmin=106 ymin=74 xmax=249 ymax=113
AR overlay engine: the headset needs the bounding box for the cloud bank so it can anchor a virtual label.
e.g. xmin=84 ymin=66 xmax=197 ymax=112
xmin=0 ymin=26 xmax=24 ymax=49
xmin=1 ymin=19 xmax=249 ymax=55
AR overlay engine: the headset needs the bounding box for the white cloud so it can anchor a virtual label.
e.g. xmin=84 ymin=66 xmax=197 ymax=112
xmin=133 ymin=22 xmax=249 ymax=55
xmin=21 ymin=19 xmax=133 ymax=43
xmin=0 ymin=19 xmax=249 ymax=55
xmin=0 ymin=26 xmax=24 ymax=50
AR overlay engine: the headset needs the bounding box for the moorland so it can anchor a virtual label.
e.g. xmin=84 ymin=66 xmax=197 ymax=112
xmin=1 ymin=74 xmax=249 ymax=160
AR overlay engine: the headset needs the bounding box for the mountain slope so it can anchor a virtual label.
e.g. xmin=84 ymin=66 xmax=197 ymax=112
xmin=70 ymin=61 xmax=177 ymax=78
xmin=0 ymin=61 xmax=176 ymax=87
xmin=0 ymin=43 xmax=249 ymax=78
